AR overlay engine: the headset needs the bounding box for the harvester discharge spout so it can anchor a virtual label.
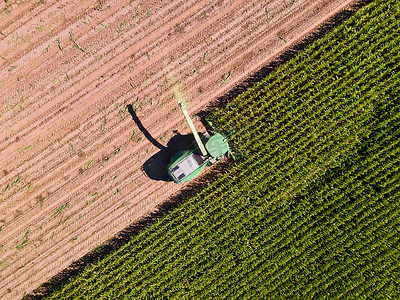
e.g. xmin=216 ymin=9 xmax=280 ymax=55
xmin=178 ymin=100 xmax=208 ymax=156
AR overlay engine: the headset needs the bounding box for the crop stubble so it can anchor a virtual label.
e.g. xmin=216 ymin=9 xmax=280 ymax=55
xmin=0 ymin=0 xmax=355 ymax=298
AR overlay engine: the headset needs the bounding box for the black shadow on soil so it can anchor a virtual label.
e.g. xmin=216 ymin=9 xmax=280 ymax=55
xmin=25 ymin=1 xmax=373 ymax=298
xmin=126 ymin=104 xmax=196 ymax=181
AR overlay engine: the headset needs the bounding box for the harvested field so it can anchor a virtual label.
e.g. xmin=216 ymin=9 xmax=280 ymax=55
xmin=0 ymin=0 xmax=356 ymax=298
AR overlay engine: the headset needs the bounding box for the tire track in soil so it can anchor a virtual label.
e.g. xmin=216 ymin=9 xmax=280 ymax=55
xmin=0 ymin=0 xmax=211 ymax=140
xmin=0 ymin=0 xmax=256 ymax=199
xmin=0 ymin=0 xmax=191 ymax=99
xmin=0 ymin=1 xmax=42 ymax=30
xmin=0 ymin=0 xmax=357 ymax=298
xmin=0 ymin=0 xmax=211 ymax=209
xmin=0 ymin=0 xmax=228 ymax=134
xmin=0 ymin=0 xmax=200 ymax=206
xmin=0 ymin=0 xmax=108 ymax=64
xmin=0 ymin=0 xmax=189 ymax=119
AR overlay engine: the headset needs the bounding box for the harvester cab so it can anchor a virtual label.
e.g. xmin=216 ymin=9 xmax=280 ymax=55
xmin=167 ymin=100 xmax=229 ymax=183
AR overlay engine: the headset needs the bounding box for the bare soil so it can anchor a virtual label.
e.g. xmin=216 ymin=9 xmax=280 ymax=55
xmin=0 ymin=0 xmax=356 ymax=298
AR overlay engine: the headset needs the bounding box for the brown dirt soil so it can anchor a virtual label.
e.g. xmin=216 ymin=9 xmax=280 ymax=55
xmin=0 ymin=0 xmax=356 ymax=298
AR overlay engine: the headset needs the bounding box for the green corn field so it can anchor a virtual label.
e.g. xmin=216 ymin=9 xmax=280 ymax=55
xmin=46 ymin=0 xmax=399 ymax=298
